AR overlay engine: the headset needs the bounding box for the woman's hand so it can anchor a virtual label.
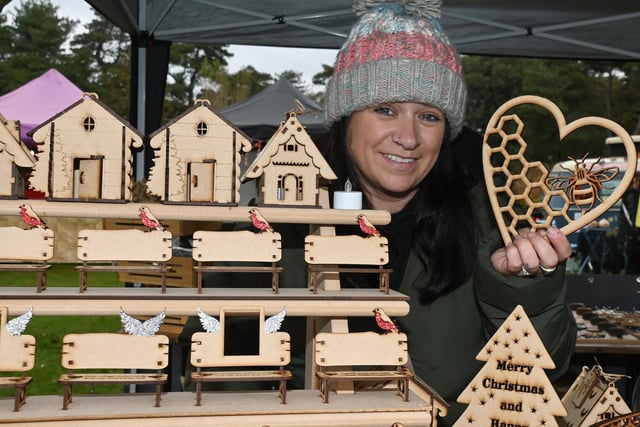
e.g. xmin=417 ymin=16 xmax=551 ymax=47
xmin=490 ymin=227 xmax=573 ymax=277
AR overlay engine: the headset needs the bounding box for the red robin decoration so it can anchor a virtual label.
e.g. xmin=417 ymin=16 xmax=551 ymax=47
xmin=357 ymin=214 xmax=380 ymax=237
xmin=19 ymin=204 xmax=47 ymax=229
xmin=249 ymin=208 xmax=273 ymax=232
xmin=138 ymin=206 xmax=165 ymax=231
xmin=373 ymin=307 xmax=399 ymax=333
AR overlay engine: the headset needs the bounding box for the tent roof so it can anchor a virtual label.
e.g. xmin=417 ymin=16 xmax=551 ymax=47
xmin=86 ymin=0 xmax=640 ymax=60
xmin=0 ymin=68 xmax=83 ymax=143
xmin=220 ymin=77 xmax=327 ymax=140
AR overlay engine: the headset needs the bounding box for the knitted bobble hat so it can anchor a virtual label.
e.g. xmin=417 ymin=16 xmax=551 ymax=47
xmin=325 ymin=0 xmax=467 ymax=138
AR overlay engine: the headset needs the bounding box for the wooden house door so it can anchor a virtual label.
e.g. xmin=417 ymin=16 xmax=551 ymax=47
xmin=188 ymin=161 xmax=215 ymax=202
xmin=75 ymin=158 xmax=102 ymax=199
xmin=280 ymin=173 xmax=302 ymax=203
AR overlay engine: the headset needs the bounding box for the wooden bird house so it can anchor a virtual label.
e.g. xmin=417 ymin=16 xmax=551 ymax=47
xmin=0 ymin=114 xmax=36 ymax=198
xmin=146 ymin=99 xmax=252 ymax=205
xmin=559 ymin=365 xmax=631 ymax=427
xmin=28 ymin=93 xmax=143 ymax=202
xmin=241 ymin=111 xmax=336 ymax=207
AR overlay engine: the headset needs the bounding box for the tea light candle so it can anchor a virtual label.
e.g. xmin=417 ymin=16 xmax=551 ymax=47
xmin=333 ymin=178 xmax=363 ymax=210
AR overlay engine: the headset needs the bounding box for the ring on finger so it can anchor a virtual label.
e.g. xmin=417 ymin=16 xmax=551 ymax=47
xmin=520 ymin=265 xmax=533 ymax=277
xmin=540 ymin=265 xmax=557 ymax=274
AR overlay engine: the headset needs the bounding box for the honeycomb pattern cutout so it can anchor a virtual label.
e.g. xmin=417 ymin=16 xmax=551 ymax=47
xmin=484 ymin=95 xmax=636 ymax=246
xmin=485 ymin=114 xmax=572 ymax=241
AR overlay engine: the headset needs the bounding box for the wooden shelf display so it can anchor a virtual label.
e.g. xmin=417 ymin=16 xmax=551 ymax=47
xmin=0 ymin=96 xmax=442 ymax=425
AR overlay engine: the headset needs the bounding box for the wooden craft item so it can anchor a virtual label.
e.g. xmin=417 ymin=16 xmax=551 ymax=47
xmin=313 ymin=331 xmax=413 ymax=403
xmin=483 ymin=95 xmax=637 ymax=244
xmin=0 ymin=225 xmax=54 ymax=292
xmin=589 ymin=412 xmax=640 ymax=427
xmin=146 ymin=99 xmax=253 ymax=205
xmin=241 ymin=111 xmax=337 ymax=207
xmin=560 ymin=365 xmax=631 ymax=427
xmin=76 ymin=228 xmax=173 ymax=292
xmin=0 ymin=306 xmax=36 ymax=411
xmin=0 ymin=114 xmax=35 ymax=198
xmin=191 ymin=229 xmax=283 ymax=293
xmin=304 ymin=234 xmax=391 ymax=293
xmin=59 ymin=332 xmax=169 ymax=409
xmin=29 ymin=93 xmax=144 ymax=201
xmin=190 ymin=307 xmax=292 ymax=405
xmin=454 ymin=304 xmax=567 ymax=427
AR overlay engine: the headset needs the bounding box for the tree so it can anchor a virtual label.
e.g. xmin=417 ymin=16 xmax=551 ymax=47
xmin=66 ymin=13 xmax=131 ymax=117
xmin=0 ymin=0 xmax=75 ymax=94
xmin=462 ymin=56 xmax=639 ymax=167
xmin=310 ymin=63 xmax=334 ymax=106
xmin=163 ymin=42 xmax=232 ymax=120
xmin=276 ymin=70 xmax=306 ymax=91
xmin=192 ymin=64 xmax=272 ymax=115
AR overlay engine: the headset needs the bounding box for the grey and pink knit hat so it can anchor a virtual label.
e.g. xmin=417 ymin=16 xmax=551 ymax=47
xmin=325 ymin=0 xmax=467 ymax=138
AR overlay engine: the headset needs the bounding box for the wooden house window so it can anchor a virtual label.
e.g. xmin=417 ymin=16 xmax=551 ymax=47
xmin=277 ymin=175 xmax=284 ymax=200
xmin=285 ymin=143 xmax=297 ymax=152
xmin=196 ymin=121 xmax=208 ymax=136
xmin=83 ymin=116 xmax=96 ymax=132
xmin=297 ymin=178 xmax=303 ymax=201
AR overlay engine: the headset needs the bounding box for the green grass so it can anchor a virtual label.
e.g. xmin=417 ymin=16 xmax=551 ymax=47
xmin=0 ymin=264 xmax=124 ymax=396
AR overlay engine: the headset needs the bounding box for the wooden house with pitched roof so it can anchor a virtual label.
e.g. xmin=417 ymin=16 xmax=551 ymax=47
xmin=146 ymin=99 xmax=252 ymax=204
xmin=559 ymin=365 xmax=631 ymax=427
xmin=0 ymin=114 xmax=36 ymax=198
xmin=28 ymin=93 xmax=143 ymax=201
xmin=241 ymin=111 xmax=336 ymax=207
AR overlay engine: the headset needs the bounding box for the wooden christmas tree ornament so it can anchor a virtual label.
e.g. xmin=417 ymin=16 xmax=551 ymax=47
xmin=454 ymin=304 xmax=567 ymax=427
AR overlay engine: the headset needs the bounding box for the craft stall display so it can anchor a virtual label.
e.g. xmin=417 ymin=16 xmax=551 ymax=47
xmin=0 ymin=93 xmax=442 ymax=426
xmin=0 ymin=93 xmax=637 ymax=427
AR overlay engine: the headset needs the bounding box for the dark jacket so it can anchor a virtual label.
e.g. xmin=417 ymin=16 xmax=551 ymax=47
xmin=395 ymin=178 xmax=576 ymax=425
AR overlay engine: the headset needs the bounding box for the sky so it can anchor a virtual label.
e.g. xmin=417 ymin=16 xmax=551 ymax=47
xmin=13 ymin=0 xmax=339 ymax=90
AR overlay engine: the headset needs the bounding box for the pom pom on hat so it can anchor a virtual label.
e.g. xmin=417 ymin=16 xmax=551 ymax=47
xmin=325 ymin=0 xmax=467 ymax=138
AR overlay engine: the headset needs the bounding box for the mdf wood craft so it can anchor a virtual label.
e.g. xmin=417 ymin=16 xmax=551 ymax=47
xmin=0 ymin=225 xmax=54 ymax=292
xmin=0 ymin=306 xmax=36 ymax=411
xmin=58 ymin=333 xmax=169 ymax=410
xmin=190 ymin=307 xmax=293 ymax=405
xmin=483 ymin=95 xmax=637 ymax=245
xmin=0 ymin=199 xmax=439 ymax=427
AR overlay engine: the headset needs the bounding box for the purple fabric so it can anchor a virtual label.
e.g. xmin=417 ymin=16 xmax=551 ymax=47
xmin=0 ymin=68 xmax=83 ymax=146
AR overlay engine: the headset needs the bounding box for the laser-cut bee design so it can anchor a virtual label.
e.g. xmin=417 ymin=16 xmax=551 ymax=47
xmin=546 ymin=154 xmax=619 ymax=213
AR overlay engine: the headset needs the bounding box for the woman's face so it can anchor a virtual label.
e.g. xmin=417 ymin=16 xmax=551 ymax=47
xmin=346 ymin=102 xmax=446 ymax=211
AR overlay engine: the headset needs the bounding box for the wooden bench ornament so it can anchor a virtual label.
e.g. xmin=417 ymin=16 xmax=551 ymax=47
xmin=191 ymin=211 xmax=283 ymax=293
xmin=483 ymin=95 xmax=637 ymax=244
xmin=0 ymin=306 xmax=36 ymax=411
xmin=190 ymin=307 xmax=292 ymax=405
xmin=313 ymin=330 xmax=413 ymax=403
xmin=76 ymin=219 xmax=173 ymax=292
xmin=305 ymin=232 xmax=391 ymax=294
xmin=0 ymin=204 xmax=54 ymax=292
xmin=57 ymin=307 xmax=169 ymax=409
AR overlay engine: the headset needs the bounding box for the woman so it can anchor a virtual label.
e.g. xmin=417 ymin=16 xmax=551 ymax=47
xmin=321 ymin=0 xmax=577 ymax=424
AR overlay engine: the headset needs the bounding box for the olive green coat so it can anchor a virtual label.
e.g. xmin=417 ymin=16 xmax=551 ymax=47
xmin=393 ymin=182 xmax=577 ymax=425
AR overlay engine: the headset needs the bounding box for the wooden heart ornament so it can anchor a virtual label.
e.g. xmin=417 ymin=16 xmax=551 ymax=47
xmin=483 ymin=95 xmax=637 ymax=245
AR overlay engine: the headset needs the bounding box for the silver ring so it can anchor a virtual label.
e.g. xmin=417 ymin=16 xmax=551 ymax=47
xmin=520 ymin=265 xmax=533 ymax=277
xmin=540 ymin=265 xmax=557 ymax=275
